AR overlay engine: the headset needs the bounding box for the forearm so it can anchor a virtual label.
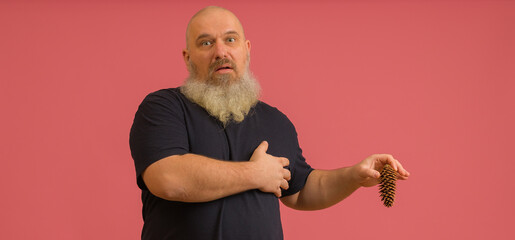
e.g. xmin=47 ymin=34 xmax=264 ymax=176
xmin=292 ymin=168 xmax=361 ymax=210
xmin=143 ymin=154 xmax=258 ymax=202
xmin=283 ymin=154 xmax=410 ymax=210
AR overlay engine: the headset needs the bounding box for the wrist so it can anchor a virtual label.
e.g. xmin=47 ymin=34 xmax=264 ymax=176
xmin=241 ymin=161 xmax=261 ymax=190
xmin=343 ymin=166 xmax=363 ymax=189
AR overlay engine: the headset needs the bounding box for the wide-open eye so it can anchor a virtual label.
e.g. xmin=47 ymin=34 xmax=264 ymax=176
xmin=227 ymin=38 xmax=235 ymax=43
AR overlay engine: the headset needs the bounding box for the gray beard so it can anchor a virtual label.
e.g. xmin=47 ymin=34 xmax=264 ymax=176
xmin=180 ymin=66 xmax=261 ymax=126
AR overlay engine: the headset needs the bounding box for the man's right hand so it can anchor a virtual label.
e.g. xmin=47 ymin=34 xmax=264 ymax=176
xmin=249 ymin=141 xmax=291 ymax=197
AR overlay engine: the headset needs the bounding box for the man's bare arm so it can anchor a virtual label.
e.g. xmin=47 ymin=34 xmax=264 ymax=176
xmin=143 ymin=141 xmax=291 ymax=202
xmin=281 ymin=154 xmax=410 ymax=210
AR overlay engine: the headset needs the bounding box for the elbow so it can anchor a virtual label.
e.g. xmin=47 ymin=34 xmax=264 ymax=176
xmin=151 ymin=181 xmax=189 ymax=202
xmin=141 ymin=155 xmax=194 ymax=202
xmin=143 ymin=169 xmax=190 ymax=202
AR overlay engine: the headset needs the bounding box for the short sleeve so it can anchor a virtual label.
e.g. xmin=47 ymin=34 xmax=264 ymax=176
xmin=129 ymin=90 xmax=189 ymax=190
xmin=264 ymin=108 xmax=313 ymax=197
xmin=280 ymin=130 xmax=313 ymax=197
xmin=281 ymin=147 xmax=313 ymax=197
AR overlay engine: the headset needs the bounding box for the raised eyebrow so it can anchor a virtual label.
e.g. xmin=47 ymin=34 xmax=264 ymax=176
xmin=196 ymin=33 xmax=212 ymax=42
xmin=195 ymin=31 xmax=240 ymax=43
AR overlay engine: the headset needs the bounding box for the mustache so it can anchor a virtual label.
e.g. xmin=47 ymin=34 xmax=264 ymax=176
xmin=209 ymin=59 xmax=237 ymax=74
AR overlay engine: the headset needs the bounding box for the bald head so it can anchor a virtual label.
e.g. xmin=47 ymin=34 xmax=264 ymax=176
xmin=185 ymin=6 xmax=246 ymax=49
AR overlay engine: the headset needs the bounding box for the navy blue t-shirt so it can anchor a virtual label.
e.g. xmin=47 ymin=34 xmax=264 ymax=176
xmin=129 ymin=88 xmax=313 ymax=240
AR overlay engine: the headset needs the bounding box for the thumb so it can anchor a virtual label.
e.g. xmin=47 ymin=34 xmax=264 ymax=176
xmin=363 ymin=168 xmax=380 ymax=179
xmin=256 ymin=141 xmax=269 ymax=153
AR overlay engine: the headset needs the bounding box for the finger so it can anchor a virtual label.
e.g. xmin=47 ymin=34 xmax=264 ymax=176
xmin=255 ymin=141 xmax=268 ymax=153
xmin=274 ymin=188 xmax=282 ymax=198
xmin=280 ymin=179 xmax=289 ymax=190
xmin=394 ymin=160 xmax=410 ymax=177
xmin=398 ymin=175 xmax=409 ymax=180
xmin=281 ymin=157 xmax=289 ymax=167
xmin=283 ymin=169 xmax=291 ymax=181
xmin=374 ymin=154 xmax=397 ymax=170
xmin=396 ymin=171 xmax=409 ymax=180
xmin=384 ymin=156 xmax=409 ymax=177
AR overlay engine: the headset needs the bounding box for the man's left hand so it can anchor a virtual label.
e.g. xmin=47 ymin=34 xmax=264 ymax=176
xmin=350 ymin=154 xmax=410 ymax=188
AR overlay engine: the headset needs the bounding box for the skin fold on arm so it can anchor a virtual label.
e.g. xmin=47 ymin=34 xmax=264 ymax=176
xmin=143 ymin=141 xmax=291 ymax=202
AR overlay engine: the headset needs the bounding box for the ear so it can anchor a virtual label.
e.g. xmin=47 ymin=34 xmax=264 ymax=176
xmin=182 ymin=49 xmax=190 ymax=66
xmin=245 ymin=39 xmax=251 ymax=52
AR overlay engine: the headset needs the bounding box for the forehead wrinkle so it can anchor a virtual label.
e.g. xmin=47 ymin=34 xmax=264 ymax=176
xmin=196 ymin=33 xmax=212 ymax=41
xmin=225 ymin=30 xmax=240 ymax=36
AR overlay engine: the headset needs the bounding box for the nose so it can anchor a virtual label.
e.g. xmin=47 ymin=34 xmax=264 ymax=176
xmin=214 ymin=40 xmax=227 ymax=60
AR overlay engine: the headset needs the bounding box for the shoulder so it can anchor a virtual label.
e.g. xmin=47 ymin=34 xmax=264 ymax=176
xmin=142 ymin=88 xmax=183 ymax=105
xmin=255 ymin=101 xmax=287 ymax=118
xmin=137 ymin=88 xmax=190 ymax=112
xmin=254 ymin=101 xmax=297 ymax=133
xmin=256 ymin=101 xmax=290 ymax=121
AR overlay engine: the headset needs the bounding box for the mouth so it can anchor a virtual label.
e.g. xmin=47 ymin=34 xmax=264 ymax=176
xmin=215 ymin=64 xmax=233 ymax=72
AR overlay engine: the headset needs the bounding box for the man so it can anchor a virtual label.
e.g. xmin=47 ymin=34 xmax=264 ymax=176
xmin=130 ymin=6 xmax=410 ymax=240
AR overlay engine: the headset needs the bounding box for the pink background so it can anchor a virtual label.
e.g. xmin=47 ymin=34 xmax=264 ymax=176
xmin=1 ymin=0 xmax=514 ymax=239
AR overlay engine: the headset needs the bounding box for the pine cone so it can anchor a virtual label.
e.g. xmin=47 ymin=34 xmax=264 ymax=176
xmin=379 ymin=164 xmax=396 ymax=207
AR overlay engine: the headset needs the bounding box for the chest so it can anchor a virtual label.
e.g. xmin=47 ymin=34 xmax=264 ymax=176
xmin=182 ymin=105 xmax=291 ymax=162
